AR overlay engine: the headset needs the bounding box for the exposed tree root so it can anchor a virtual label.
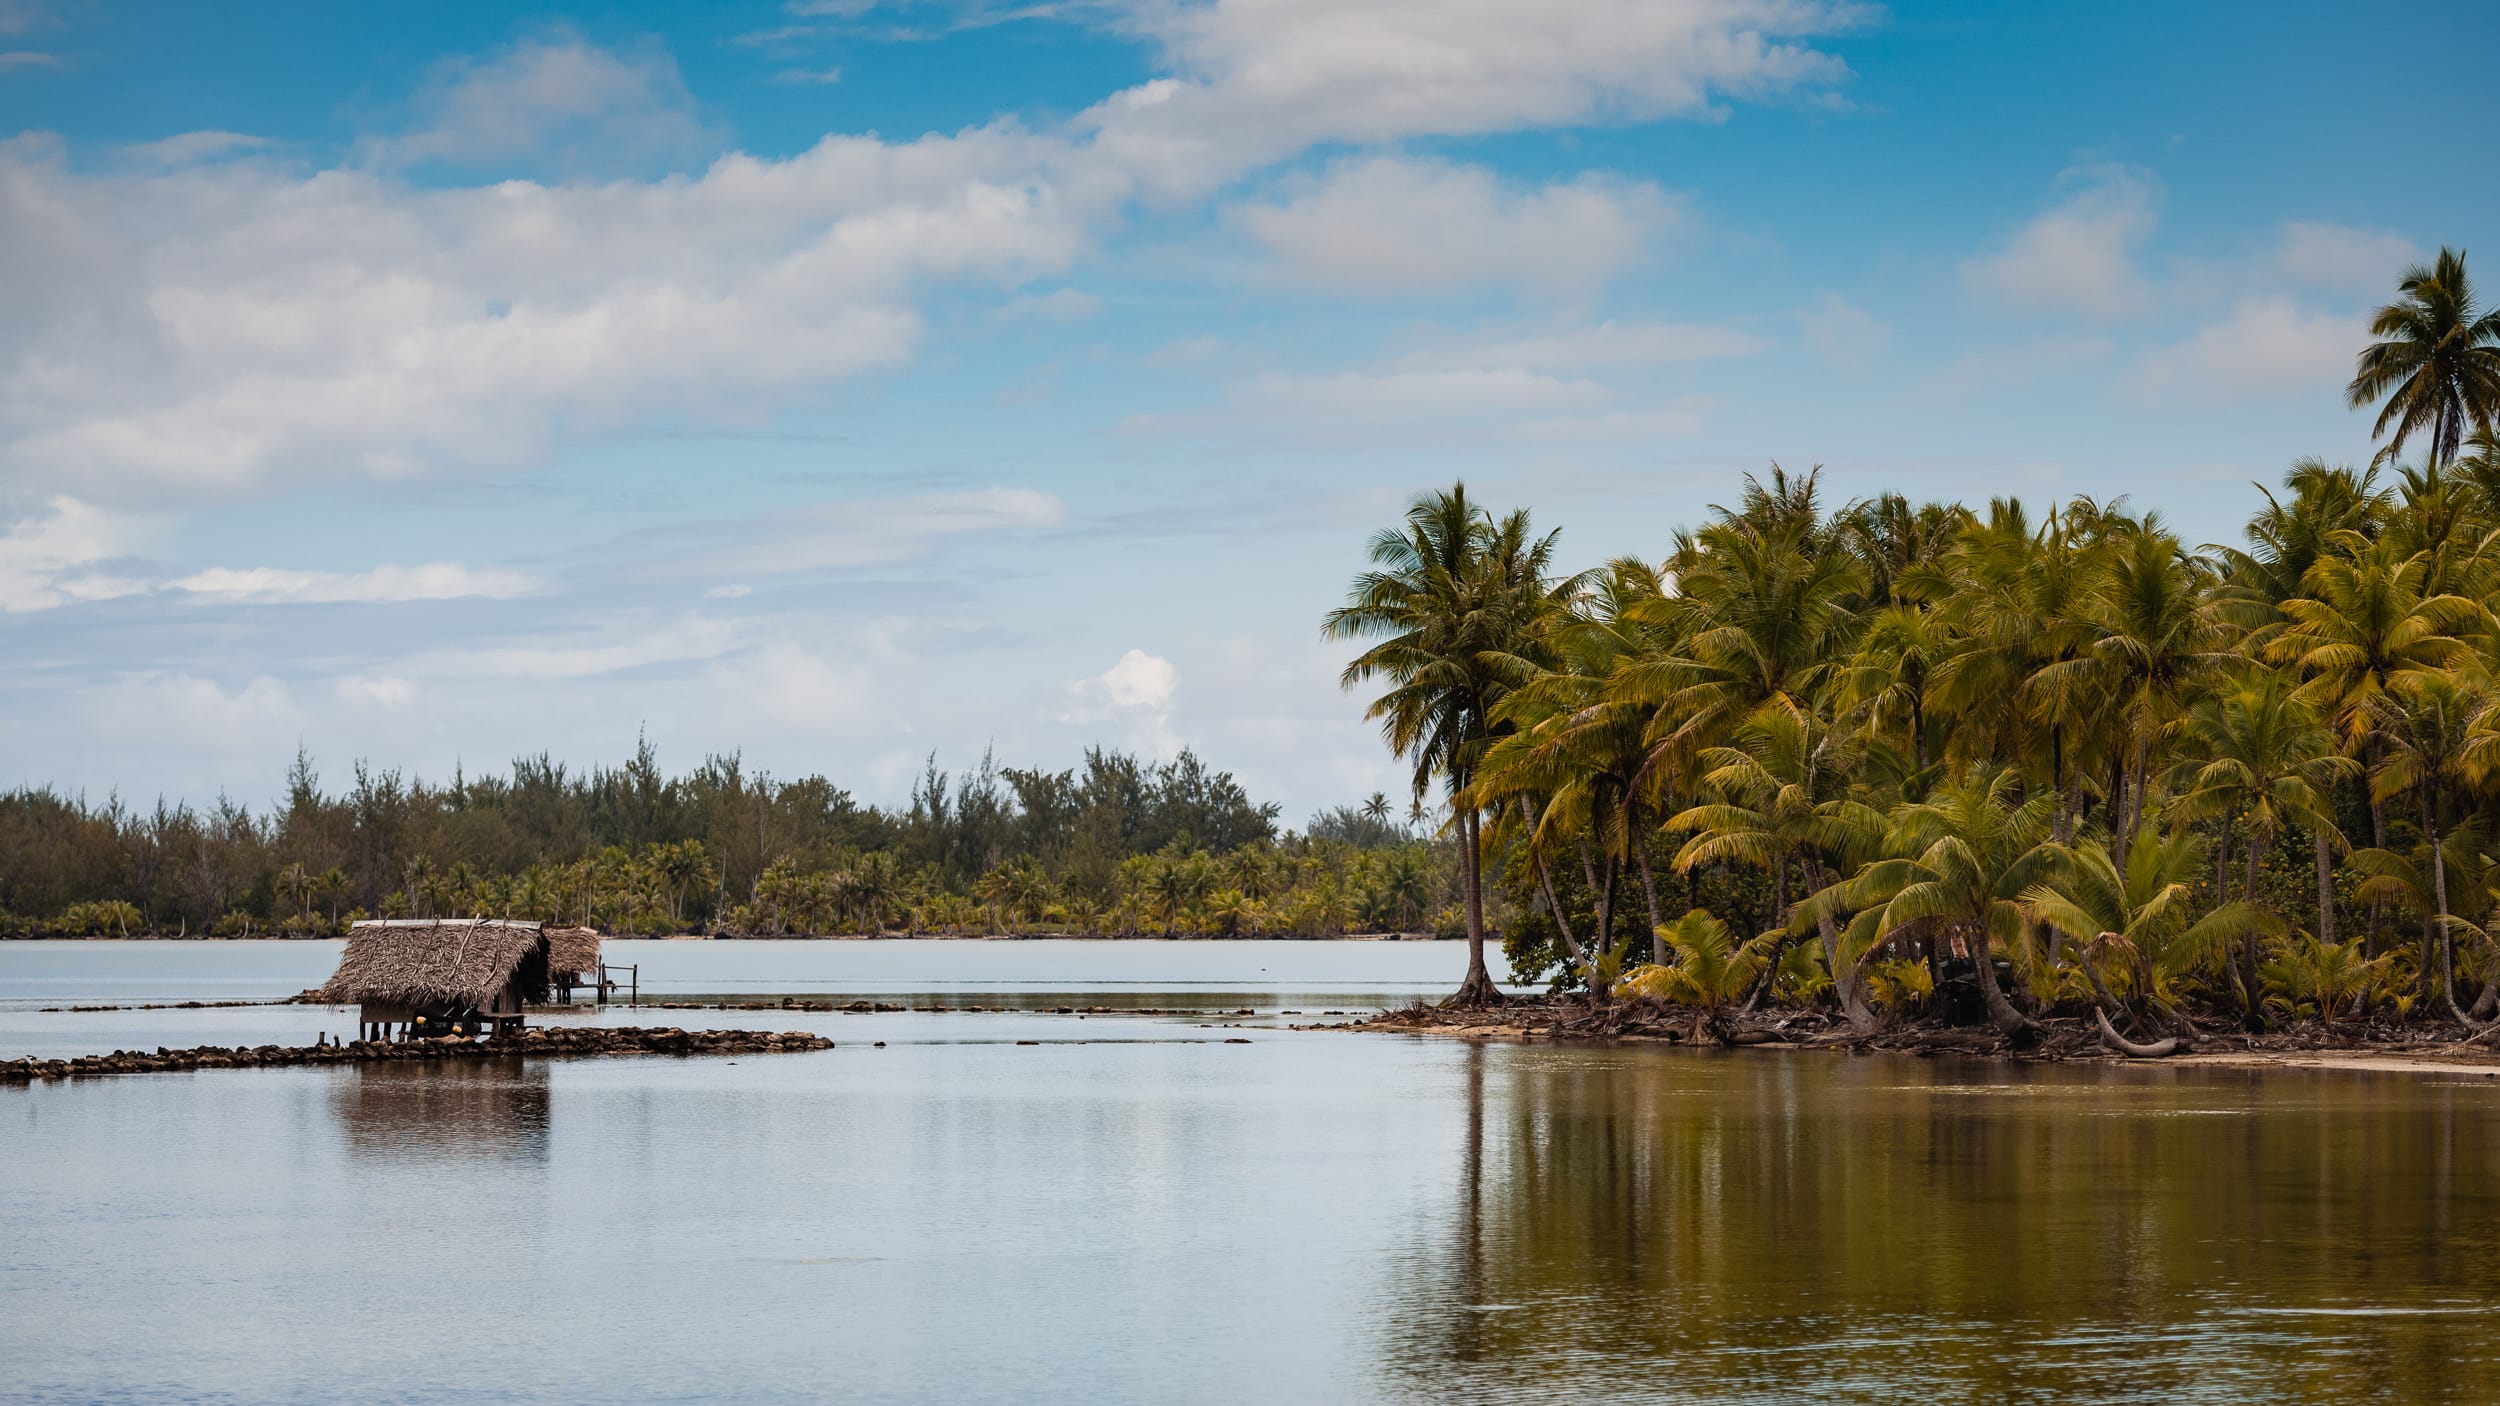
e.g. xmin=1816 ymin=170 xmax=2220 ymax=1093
xmin=2095 ymin=1008 xmax=2181 ymax=1058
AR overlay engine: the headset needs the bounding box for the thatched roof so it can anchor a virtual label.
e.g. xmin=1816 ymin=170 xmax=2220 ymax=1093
xmin=318 ymin=920 xmax=549 ymax=1009
xmin=545 ymin=925 xmax=601 ymax=976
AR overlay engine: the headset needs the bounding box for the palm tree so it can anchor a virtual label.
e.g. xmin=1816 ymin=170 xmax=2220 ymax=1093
xmin=2272 ymin=531 xmax=2483 ymax=852
xmin=1473 ymin=556 xmax=1669 ymax=976
xmin=2075 ymin=526 xmax=2232 ymax=870
xmin=2374 ymin=677 xmax=2484 ymax=1014
xmin=2164 ymin=673 xmax=2353 ymax=1013
xmin=2025 ymin=824 xmax=2272 ymax=1033
xmin=1845 ymin=767 xmax=2060 ymax=1038
xmin=1326 ymin=483 xmax=1577 ymax=1005
xmin=1619 ymin=908 xmax=1777 ymax=1042
xmin=1664 ymin=694 xmax=1883 ymax=1022
xmin=2347 ymin=248 xmax=2500 ymax=468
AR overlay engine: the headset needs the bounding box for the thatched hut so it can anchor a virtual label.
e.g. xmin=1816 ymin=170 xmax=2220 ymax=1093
xmin=544 ymin=926 xmax=602 ymax=1004
xmin=318 ymin=919 xmax=550 ymax=1041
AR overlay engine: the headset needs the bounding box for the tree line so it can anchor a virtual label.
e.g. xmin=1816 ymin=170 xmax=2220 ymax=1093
xmin=0 ymin=738 xmax=1468 ymax=938
xmin=1332 ymin=246 xmax=2500 ymax=1039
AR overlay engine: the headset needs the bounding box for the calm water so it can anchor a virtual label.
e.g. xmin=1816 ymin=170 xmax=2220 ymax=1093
xmin=5 ymin=945 xmax=2499 ymax=1404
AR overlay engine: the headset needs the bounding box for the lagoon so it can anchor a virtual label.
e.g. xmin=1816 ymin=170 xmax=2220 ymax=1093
xmin=4 ymin=943 xmax=2499 ymax=1404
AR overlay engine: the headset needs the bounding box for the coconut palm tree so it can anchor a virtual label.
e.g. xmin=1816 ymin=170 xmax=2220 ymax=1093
xmin=2024 ymin=823 xmax=2273 ymax=1031
xmin=1845 ymin=766 xmax=2061 ymax=1038
xmin=1618 ymin=908 xmax=1777 ymax=1042
xmin=1326 ymin=483 xmax=1578 ymax=1005
xmin=2164 ymin=673 xmax=2353 ymax=1011
xmin=1664 ymin=694 xmax=1884 ymax=1022
xmin=2347 ymin=248 xmax=2500 ymax=469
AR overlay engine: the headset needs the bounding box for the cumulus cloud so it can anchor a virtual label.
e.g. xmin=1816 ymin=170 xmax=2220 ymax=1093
xmin=0 ymin=497 xmax=149 ymax=611
xmin=84 ymin=673 xmax=305 ymax=757
xmin=1064 ymin=648 xmax=1180 ymax=755
xmin=1965 ymin=165 xmax=2162 ymax=320
xmin=375 ymin=33 xmax=721 ymax=175
xmin=168 ymin=561 xmax=541 ymax=604
xmin=0 ymin=120 xmax=1094 ymax=500
xmin=2129 ymin=297 xmax=2360 ymax=404
xmin=1233 ymin=157 xmax=1675 ymax=295
xmin=1088 ymin=0 xmax=1861 ymax=193
xmin=2274 ymin=222 xmax=2420 ymax=294
xmin=0 ymin=10 xmax=1857 ymax=504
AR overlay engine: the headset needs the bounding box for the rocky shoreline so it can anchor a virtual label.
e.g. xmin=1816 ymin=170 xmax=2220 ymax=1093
xmin=1 ymin=1024 xmax=833 ymax=1084
xmin=1355 ymin=998 xmax=2500 ymax=1074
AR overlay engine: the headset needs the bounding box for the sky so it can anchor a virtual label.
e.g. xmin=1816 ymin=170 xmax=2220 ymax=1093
xmin=1 ymin=0 xmax=2496 ymax=822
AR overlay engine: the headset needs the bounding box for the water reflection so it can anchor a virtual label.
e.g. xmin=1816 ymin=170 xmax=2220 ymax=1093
xmin=333 ymin=1058 xmax=551 ymax=1164
xmin=1382 ymin=1047 xmax=2500 ymax=1404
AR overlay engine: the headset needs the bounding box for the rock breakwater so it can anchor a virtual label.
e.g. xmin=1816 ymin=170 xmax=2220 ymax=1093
xmin=2 ymin=1025 xmax=833 ymax=1084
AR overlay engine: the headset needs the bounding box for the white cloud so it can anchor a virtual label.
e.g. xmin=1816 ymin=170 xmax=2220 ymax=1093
xmin=0 ymin=50 xmax=58 ymax=71
xmin=1798 ymin=291 xmax=1885 ymax=372
xmin=1088 ymin=0 xmax=1861 ymax=193
xmin=336 ymin=674 xmax=416 ymax=709
xmin=120 ymin=131 xmax=269 ymax=166
xmin=0 ymin=12 xmax=1856 ymax=503
xmin=0 ymin=116 xmax=1094 ymax=500
xmin=1233 ymin=157 xmax=1675 ymax=295
xmin=375 ymin=33 xmax=720 ymax=174
xmin=2129 ymin=296 xmax=2359 ymax=403
xmin=2274 ymin=222 xmax=2420 ymax=294
xmin=168 ymin=561 xmax=541 ymax=604
xmin=1396 ymin=319 xmax=1765 ymax=371
xmin=1237 ymin=366 xmax=1608 ymax=416
xmin=774 ymin=66 xmax=846 ymax=85
xmin=1064 ymin=648 xmax=1180 ymax=755
xmin=0 ymin=496 xmax=148 ymax=611
xmin=1965 ymin=165 xmax=2161 ymax=320
xmin=84 ymin=673 xmax=304 ymax=757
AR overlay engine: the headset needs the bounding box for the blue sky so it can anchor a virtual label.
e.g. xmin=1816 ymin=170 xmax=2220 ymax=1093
xmin=2 ymin=0 xmax=2495 ymax=820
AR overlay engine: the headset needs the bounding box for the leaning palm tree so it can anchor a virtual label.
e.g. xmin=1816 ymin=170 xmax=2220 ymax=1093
xmin=1326 ymin=483 xmax=1577 ymax=1005
xmin=2347 ymin=247 xmax=2500 ymax=469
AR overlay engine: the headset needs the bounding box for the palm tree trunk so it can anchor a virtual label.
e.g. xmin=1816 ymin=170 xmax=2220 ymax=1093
xmin=1633 ymin=824 xmax=1664 ymax=966
xmin=1969 ymin=919 xmax=2035 ymax=1039
xmin=1452 ymin=806 xmax=1502 ymax=1007
xmin=2241 ymin=826 xmax=2268 ymax=1023
xmin=2314 ymin=826 xmax=2335 ymax=946
xmin=2109 ymin=752 xmax=2132 ymax=874
xmin=1533 ymin=852 xmax=1584 ymax=967
xmin=1822 ymin=903 xmax=1877 ymax=1033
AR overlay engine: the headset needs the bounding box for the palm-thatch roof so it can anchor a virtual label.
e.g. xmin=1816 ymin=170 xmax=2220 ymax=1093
xmin=544 ymin=926 xmax=601 ymax=977
xmin=317 ymin=920 xmax=550 ymax=1009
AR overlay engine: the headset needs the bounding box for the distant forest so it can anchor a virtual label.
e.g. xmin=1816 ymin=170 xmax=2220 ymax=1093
xmin=0 ymin=741 xmax=1471 ymax=939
